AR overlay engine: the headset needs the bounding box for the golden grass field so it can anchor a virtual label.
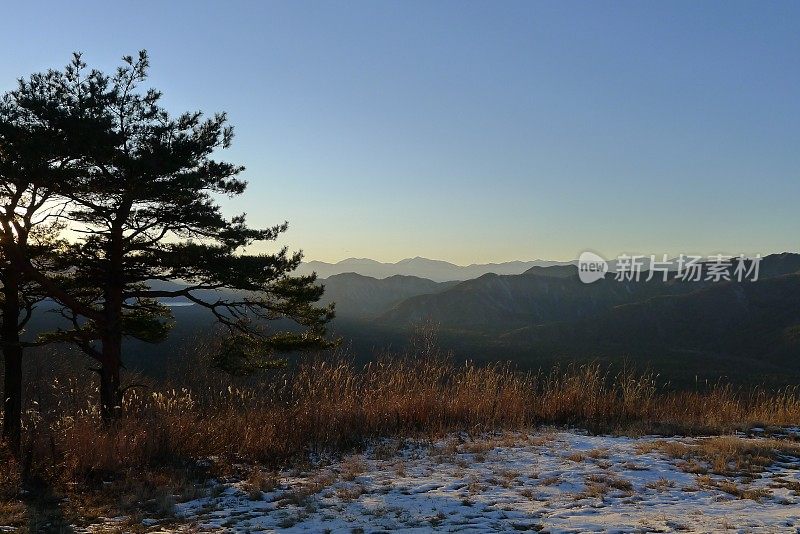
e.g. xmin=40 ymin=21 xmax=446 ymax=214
xmin=2 ymin=347 xmax=800 ymax=531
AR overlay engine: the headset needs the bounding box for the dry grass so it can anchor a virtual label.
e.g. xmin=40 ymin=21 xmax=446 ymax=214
xmin=677 ymin=459 xmax=708 ymax=474
xmin=645 ymin=477 xmax=675 ymax=492
xmin=339 ymin=455 xmax=367 ymax=481
xmin=713 ymin=480 xmax=771 ymax=501
xmin=640 ymin=436 xmax=800 ymax=476
xmin=621 ymin=461 xmax=648 ymax=471
xmin=586 ymin=473 xmax=633 ymax=492
xmin=242 ymin=468 xmax=280 ymax=499
xmin=768 ymin=475 xmax=800 ymax=495
xmin=275 ymin=473 xmax=335 ymax=508
xmin=466 ymin=477 xmax=486 ymax=495
xmin=693 ymin=474 xmax=772 ymax=501
xmin=0 ymin=444 xmax=21 ymax=500
xmin=581 ymin=481 xmax=609 ymax=499
xmin=587 ymin=448 xmax=610 ymax=459
xmin=371 ymin=439 xmax=404 ymax=461
xmin=335 ymin=484 xmax=365 ymax=502
xmin=393 ymin=460 xmax=406 ymax=478
xmin=0 ymin=500 xmax=25 ymax=530
xmin=1 ymin=350 xmax=800 ymax=524
xmin=13 ymin=358 xmax=800 ymax=484
xmin=580 ymin=473 xmax=633 ymax=499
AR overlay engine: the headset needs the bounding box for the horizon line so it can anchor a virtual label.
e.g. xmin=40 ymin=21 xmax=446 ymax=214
xmin=300 ymin=251 xmax=793 ymax=268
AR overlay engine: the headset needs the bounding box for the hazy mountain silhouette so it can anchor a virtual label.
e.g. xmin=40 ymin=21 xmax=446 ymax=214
xmin=318 ymin=273 xmax=458 ymax=319
xmin=499 ymin=272 xmax=800 ymax=383
xmin=24 ymin=253 xmax=800 ymax=385
xmin=296 ymin=257 xmax=573 ymax=282
xmin=367 ymin=253 xmax=800 ymax=383
xmin=377 ymin=270 xmax=694 ymax=331
xmin=378 ymin=253 xmax=799 ymax=331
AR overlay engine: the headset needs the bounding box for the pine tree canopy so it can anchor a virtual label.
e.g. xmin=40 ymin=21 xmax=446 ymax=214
xmin=1 ymin=51 xmax=334 ymax=372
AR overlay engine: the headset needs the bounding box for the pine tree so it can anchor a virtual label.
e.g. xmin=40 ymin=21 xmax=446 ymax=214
xmin=3 ymin=52 xmax=334 ymax=422
xmin=0 ymin=98 xmax=68 ymax=454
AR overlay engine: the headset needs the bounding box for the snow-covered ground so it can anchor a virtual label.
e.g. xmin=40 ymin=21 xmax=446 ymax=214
xmin=110 ymin=430 xmax=800 ymax=532
xmin=160 ymin=430 xmax=800 ymax=533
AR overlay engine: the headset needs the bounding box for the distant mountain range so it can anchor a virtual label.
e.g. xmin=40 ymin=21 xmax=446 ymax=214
xmin=26 ymin=252 xmax=800 ymax=386
xmin=295 ymin=257 xmax=573 ymax=282
xmin=369 ymin=253 xmax=800 ymax=331
xmin=321 ymin=252 xmax=800 ymax=385
xmin=318 ymin=273 xmax=458 ymax=319
xmin=374 ymin=266 xmax=692 ymax=330
xmin=500 ymin=271 xmax=800 ymax=366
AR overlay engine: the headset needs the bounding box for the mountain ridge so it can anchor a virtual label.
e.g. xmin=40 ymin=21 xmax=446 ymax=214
xmin=295 ymin=257 xmax=574 ymax=282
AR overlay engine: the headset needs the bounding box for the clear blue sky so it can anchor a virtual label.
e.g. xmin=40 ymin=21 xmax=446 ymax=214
xmin=2 ymin=1 xmax=798 ymax=264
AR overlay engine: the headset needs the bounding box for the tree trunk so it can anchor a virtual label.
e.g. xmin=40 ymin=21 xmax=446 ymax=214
xmin=99 ymin=224 xmax=126 ymax=424
xmin=98 ymin=289 xmax=124 ymax=423
xmin=1 ymin=266 xmax=22 ymax=456
xmin=98 ymin=335 xmax=122 ymax=423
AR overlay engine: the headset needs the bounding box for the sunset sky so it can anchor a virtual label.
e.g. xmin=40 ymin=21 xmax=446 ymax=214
xmin=2 ymin=1 xmax=798 ymax=264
